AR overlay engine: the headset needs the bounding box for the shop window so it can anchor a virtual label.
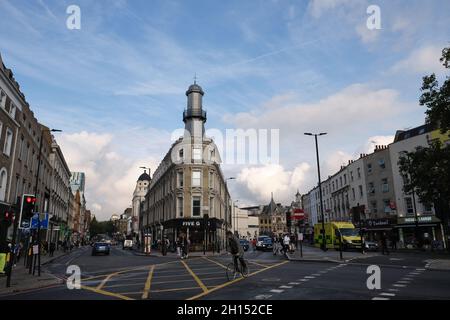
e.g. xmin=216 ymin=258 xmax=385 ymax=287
xmin=405 ymin=197 xmax=414 ymax=216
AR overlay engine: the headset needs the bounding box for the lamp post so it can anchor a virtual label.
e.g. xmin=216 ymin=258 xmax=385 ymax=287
xmin=225 ymin=177 xmax=235 ymax=231
xmin=305 ymin=132 xmax=327 ymax=251
xmin=401 ymin=151 xmax=420 ymax=247
xmin=34 ymin=128 xmax=62 ymax=276
xmin=233 ymin=200 xmax=240 ymax=236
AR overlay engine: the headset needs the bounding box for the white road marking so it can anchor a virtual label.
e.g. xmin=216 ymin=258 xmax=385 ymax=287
xmin=380 ymin=292 xmax=396 ymax=297
xmin=279 ymin=285 xmax=293 ymax=289
xmin=312 ymin=274 xmax=321 ymax=276
xmin=270 ymin=289 xmax=284 ymax=293
xmin=288 ymin=282 xmax=300 ymax=285
xmin=388 ymin=288 xmax=399 ymax=292
xmin=416 ymin=268 xmax=426 ymax=271
xmin=299 ymin=279 xmax=309 ymax=282
xmin=397 ymin=281 xmax=410 ymax=284
xmin=305 ymin=276 xmax=315 ymax=279
xmin=255 ymin=294 xmax=272 ymax=300
xmin=372 ymin=297 xmax=390 ymax=300
xmin=393 ymin=284 xmax=406 ymax=287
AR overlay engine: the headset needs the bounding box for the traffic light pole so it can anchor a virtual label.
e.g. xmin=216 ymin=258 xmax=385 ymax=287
xmin=33 ymin=130 xmax=44 ymax=277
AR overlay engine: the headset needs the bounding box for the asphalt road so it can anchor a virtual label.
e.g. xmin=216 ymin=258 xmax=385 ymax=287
xmin=1 ymin=246 xmax=449 ymax=300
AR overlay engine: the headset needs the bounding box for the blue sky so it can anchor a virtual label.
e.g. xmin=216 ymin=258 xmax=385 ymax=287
xmin=0 ymin=0 xmax=448 ymax=220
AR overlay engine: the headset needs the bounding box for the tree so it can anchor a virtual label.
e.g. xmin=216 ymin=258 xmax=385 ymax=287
xmin=399 ymin=141 xmax=450 ymax=251
xmin=419 ymin=46 xmax=450 ymax=133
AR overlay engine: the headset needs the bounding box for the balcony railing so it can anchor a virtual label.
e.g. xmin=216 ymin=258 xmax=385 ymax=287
xmin=183 ymin=109 xmax=207 ymax=121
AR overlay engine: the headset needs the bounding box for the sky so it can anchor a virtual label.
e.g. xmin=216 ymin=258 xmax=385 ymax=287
xmin=0 ymin=0 xmax=449 ymax=221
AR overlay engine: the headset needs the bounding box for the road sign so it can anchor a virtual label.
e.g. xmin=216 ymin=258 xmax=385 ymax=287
xmin=30 ymin=213 xmax=49 ymax=229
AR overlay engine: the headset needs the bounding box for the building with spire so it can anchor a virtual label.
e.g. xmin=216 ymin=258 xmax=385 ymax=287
xmin=140 ymin=82 xmax=231 ymax=252
xmin=132 ymin=169 xmax=151 ymax=238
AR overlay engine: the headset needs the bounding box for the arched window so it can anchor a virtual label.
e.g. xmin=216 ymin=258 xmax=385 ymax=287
xmin=0 ymin=167 xmax=8 ymax=201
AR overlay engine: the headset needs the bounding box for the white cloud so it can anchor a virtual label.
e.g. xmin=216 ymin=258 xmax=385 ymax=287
xmin=58 ymin=130 xmax=170 ymax=221
xmin=391 ymin=45 xmax=445 ymax=75
xmin=307 ymin=0 xmax=355 ymax=18
xmin=237 ymin=162 xmax=311 ymax=204
xmin=355 ymin=23 xmax=379 ymax=44
xmin=357 ymin=135 xmax=395 ymax=155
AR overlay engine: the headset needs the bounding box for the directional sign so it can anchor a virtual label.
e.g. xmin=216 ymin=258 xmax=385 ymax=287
xmin=31 ymin=213 xmax=49 ymax=229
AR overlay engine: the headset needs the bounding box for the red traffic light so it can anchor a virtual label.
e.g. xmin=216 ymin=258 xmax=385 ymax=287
xmin=26 ymin=196 xmax=36 ymax=204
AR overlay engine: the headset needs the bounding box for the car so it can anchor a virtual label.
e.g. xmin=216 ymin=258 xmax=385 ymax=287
xmin=239 ymin=239 xmax=249 ymax=251
xmin=256 ymin=236 xmax=273 ymax=251
xmin=364 ymin=240 xmax=379 ymax=251
xmin=92 ymin=242 xmax=110 ymax=256
xmin=123 ymin=239 xmax=133 ymax=250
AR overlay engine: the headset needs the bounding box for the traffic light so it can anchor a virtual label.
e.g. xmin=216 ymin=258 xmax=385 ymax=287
xmin=3 ymin=210 xmax=14 ymax=227
xmin=19 ymin=194 xmax=36 ymax=228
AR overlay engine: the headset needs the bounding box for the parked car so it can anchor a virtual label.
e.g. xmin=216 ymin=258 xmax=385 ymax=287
xmin=256 ymin=236 xmax=273 ymax=251
xmin=92 ymin=242 xmax=110 ymax=256
xmin=239 ymin=239 xmax=249 ymax=251
xmin=123 ymin=239 xmax=133 ymax=250
xmin=364 ymin=240 xmax=379 ymax=251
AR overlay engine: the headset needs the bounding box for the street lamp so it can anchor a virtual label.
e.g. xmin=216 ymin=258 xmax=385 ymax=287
xmin=233 ymin=200 xmax=240 ymax=236
xmin=400 ymin=151 xmax=420 ymax=247
xmin=33 ymin=128 xmax=62 ymax=276
xmin=304 ymin=132 xmax=327 ymax=251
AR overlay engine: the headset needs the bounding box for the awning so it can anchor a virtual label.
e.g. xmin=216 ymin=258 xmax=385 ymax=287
xmin=395 ymin=224 xmax=439 ymax=228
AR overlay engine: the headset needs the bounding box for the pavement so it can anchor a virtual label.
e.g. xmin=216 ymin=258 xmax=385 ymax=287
xmin=285 ymin=244 xmax=380 ymax=263
xmin=1 ymin=245 xmax=449 ymax=300
xmin=0 ymin=247 xmax=79 ymax=296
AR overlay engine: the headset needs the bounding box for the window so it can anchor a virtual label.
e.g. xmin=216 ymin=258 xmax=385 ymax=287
xmin=381 ymin=178 xmax=389 ymax=193
xmin=210 ymin=197 xmax=214 ymax=215
xmin=0 ymin=168 xmax=7 ymax=201
xmin=350 ymin=171 xmax=354 ymax=182
xmin=179 ymin=149 xmax=184 ymax=161
xmin=378 ymin=158 xmax=386 ymax=169
xmin=0 ymin=90 xmax=6 ymax=107
xmin=209 ymin=171 xmax=214 ymax=189
xmin=177 ymin=197 xmax=184 ymax=217
xmin=192 ymin=196 xmax=201 ymax=216
xmin=370 ymin=200 xmax=378 ymax=214
xmin=368 ymin=182 xmax=375 ymax=194
xmin=3 ymin=128 xmax=13 ymax=156
xmin=405 ymin=197 xmax=414 ymax=215
xmin=383 ymin=199 xmax=391 ymax=213
xmin=344 ymin=174 xmax=347 ymax=185
xmin=339 ymin=177 xmax=342 ymax=187
xmin=0 ymin=122 xmax=2 ymax=141
xmin=359 ymin=185 xmax=363 ymax=197
xmin=352 ymin=188 xmax=355 ymax=200
xmin=177 ymin=171 xmax=184 ymax=187
xmin=193 ymin=147 xmax=202 ymax=161
xmin=367 ymin=163 xmax=373 ymax=174
xmin=192 ymin=170 xmax=201 ymax=187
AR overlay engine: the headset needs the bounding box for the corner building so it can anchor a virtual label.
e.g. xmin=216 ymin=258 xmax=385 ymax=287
xmin=141 ymin=83 xmax=231 ymax=252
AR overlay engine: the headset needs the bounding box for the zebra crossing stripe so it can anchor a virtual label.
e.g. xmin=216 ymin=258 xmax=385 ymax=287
xmin=380 ymin=292 xmax=395 ymax=297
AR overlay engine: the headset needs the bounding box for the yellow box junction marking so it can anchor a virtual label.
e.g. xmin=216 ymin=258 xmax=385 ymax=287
xmin=181 ymin=260 xmax=209 ymax=293
xmin=141 ymin=265 xmax=155 ymax=299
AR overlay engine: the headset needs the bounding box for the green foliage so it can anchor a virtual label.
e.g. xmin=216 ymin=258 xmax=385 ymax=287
xmin=420 ymin=46 xmax=450 ymax=133
xmin=89 ymin=216 xmax=115 ymax=237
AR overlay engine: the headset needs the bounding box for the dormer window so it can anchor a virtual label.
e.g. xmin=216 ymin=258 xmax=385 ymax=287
xmin=179 ymin=148 xmax=184 ymax=160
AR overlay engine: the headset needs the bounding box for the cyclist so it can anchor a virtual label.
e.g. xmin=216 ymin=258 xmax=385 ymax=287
xmin=226 ymin=231 xmax=247 ymax=274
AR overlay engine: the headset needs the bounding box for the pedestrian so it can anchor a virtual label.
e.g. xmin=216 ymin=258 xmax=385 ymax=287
xmin=49 ymin=242 xmax=56 ymax=257
xmin=381 ymin=232 xmax=389 ymax=255
xmin=251 ymin=238 xmax=257 ymax=252
xmin=283 ymin=234 xmax=290 ymax=254
xmin=176 ymin=236 xmax=182 ymax=257
xmin=181 ymin=235 xmax=189 ymax=259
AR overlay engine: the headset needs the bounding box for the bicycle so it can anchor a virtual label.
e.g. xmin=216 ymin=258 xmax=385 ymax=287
xmin=226 ymin=256 xmax=249 ymax=281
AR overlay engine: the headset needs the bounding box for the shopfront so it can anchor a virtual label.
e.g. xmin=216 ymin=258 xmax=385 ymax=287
xmin=396 ymin=216 xmax=445 ymax=249
xmin=160 ymin=218 xmax=225 ymax=252
xmin=362 ymin=218 xmax=397 ymax=242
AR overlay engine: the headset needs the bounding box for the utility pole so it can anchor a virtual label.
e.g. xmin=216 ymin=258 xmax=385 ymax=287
xmin=305 ymin=132 xmax=328 ymax=251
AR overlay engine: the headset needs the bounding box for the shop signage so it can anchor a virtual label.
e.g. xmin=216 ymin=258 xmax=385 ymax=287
xmin=365 ymin=218 xmax=394 ymax=228
xmin=397 ymin=216 xmax=440 ymax=224
xmin=176 ymin=219 xmax=218 ymax=230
